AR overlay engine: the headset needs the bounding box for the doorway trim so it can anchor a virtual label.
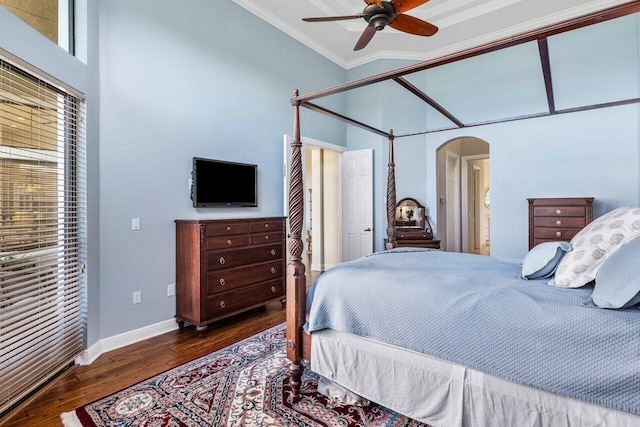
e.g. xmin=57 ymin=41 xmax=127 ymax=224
xmin=444 ymin=151 xmax=461 ymax=252
xmin=461 ymin=154 xmax=490 ymax=253
xmin=283 ymin=135 xmax=346 ymax=271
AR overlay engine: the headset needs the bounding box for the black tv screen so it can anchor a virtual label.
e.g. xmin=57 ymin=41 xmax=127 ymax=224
xmin=192 ymin=157 xmax=257 ymax=207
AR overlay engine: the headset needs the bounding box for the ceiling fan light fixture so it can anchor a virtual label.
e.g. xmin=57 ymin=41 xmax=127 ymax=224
xmin=368 ymin=14 xmax=391 ymax=30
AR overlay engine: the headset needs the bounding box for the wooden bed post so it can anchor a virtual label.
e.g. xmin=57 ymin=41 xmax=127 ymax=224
xmin=385 ymin=130 xmax=397 ymax=249
xmin=287 ymin=90 xmax=306 ymax=394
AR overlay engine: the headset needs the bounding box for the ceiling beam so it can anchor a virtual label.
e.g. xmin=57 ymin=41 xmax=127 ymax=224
xmin=392 ymin=77 xmax=465 ymax=128
xmin=292 ymin=1 xmax=640 ymax=104
xmin=537 ymin=38 xmax=556 ymax=114
xmin=395 ymin=96 xmax=640 ymax=136
xmin=301 ymin=102 xmax=390 ymax=138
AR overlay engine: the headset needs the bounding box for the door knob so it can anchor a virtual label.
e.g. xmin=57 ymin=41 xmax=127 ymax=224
xmin=364 ymin=228 xmax=372 ymax=232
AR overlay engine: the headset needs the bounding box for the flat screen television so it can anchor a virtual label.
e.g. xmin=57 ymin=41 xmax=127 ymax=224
xmin=191 ymin=157 xmax=257 ymax=207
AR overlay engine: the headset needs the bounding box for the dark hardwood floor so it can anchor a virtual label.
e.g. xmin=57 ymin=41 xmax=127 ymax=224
xmin=2 ymin=270 xmax=321 ymax=427
xmin=1 ymin=301 xmax=286 ymax=427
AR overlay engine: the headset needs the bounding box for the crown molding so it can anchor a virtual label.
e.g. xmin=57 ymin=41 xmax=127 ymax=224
xmin=235 ymin=0 xmax=635 ymax=70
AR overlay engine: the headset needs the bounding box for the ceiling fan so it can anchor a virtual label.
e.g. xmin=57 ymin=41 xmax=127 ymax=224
xmin=302 ymin=0 xmax=438 ymax=51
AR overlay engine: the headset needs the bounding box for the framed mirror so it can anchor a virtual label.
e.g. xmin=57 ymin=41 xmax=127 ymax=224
xmin=395 ymin=197 xmax=426 ymax=230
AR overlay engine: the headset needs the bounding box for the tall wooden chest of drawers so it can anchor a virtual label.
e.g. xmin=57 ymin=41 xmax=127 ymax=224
xmin=175 ymin=217 xmax=286 ymax=332
xmin=528 ymin=198 xmax=594 ymax=249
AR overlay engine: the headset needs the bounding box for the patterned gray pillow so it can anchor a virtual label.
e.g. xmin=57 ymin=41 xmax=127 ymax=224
xmin=552 ymin=206 xmax=640 ymax=288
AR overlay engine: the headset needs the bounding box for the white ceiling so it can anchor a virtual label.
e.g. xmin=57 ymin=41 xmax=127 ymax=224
xmin=233 ymin=0 xmax=633 ymax=69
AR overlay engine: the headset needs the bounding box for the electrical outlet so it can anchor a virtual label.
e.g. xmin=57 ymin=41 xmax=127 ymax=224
xmin=132 ymin=218 xmax=141 ymax=230
xmin=133 ymin=291 xmax=141 ymax=304
xmin=167 ymin=283 xmax=175 ymax=297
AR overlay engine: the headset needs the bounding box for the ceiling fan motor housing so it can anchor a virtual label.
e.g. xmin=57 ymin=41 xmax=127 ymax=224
xmin=364 ymin=2 xmax=396 ymax=30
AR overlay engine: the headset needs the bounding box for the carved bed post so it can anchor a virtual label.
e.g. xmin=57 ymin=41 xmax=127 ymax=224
xmin=385 ymin=130 xmax=397 ymax=249
xmin=287 ymin=90 xmax=307 ymax=394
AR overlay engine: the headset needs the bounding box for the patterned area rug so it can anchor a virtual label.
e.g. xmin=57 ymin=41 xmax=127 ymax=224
xmin=61 ymin=323 xmax=428 ymax=426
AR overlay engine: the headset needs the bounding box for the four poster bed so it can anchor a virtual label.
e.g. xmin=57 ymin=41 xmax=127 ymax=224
xmin=285 ymin=3 xmax=640 ymax=426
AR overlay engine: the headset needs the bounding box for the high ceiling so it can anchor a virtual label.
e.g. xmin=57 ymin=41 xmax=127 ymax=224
xmin=233 ymin=0 xmax=634 ymax=68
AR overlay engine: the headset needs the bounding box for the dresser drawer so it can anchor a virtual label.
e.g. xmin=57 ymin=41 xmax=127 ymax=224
xmin=249 ymin=231 xmax=283 ymax=246
xmin=206 ymin=261 xmax=282 ymax=294
xmin=533 ymin=217 xmax=586 ymax=228
xmin=205 ymin=223 xmax=249 ymax=236
xmin=397 ymin=231 xmax=433 ymax=240
xmin=534 ymin=227 xmax=581 ymax=240
xmin=249 ymin=219 xmax=283 ymax=233
xmin=206 ymin=235 xmax=249 ymax=250
xmin=206 ymin=279 xmax=284 ymax=317
xmin=533 ymin=206 xmax=586 ymax=217
xmin=206 ymin=244 xmax=283 ymax=271
xmin=396 ymin=240 xmax=440 ymax=249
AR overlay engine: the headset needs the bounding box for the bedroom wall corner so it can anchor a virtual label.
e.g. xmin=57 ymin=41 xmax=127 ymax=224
xmin=97 ymin=0 xmax=347 ymax=339
xmin=345 ymin=59 xmax=428 ymax=252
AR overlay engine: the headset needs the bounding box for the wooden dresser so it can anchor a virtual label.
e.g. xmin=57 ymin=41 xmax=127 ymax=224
xmin=175 ymin=217 xmax=286 ymax=332
xmin=528 ymin=198 xmax=594 ymax=249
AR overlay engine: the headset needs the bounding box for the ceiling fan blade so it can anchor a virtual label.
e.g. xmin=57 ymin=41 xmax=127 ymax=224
xmin=390 ymin=14 xmax=438 ymax=36
xmin=364 ymin=0 xmax=384 ymax=7
xmin=391 ymin=0 xmax=430 ymax=13
xmin=354 ymin=25 xmax=377 ymax=51
xmin=303 ymin=14 xmax=367 ymax=22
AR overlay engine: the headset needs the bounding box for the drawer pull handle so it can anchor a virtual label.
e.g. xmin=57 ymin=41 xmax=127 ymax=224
xmin=271 ymin=286 xmax=276 ymax=293
xmin=271 ymin=249 xmax=276 ymax=256
xmin=556 ymin=209 xmax=562 ymax=215
xmin=400 ymin=235 xmax=405 ymax=238
xmin=219 ymin=257 xmax=226 ymax=265
xmin=265 ymin=235 xmax=269 ymax=240
xmin=226 ymin=226 xmax=231 ymax=231
xmin=270 ymin=267 xmax=276 ymax=274
xmin=219 ymin=301 xmax=226 ymax=308
xmin=556 ymin=231 xmax=562 ymax=237
xmin=556 ymin=220 xmax=562 ymax=226
xmin=265 ymin=224 xmax=269 ymax=228
xmin=219 ymin=278 xmax=225 ymax=286
xmin=227 ymin=239 xmax=232 ymax=246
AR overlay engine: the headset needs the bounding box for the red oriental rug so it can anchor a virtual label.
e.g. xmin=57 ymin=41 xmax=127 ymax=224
xmin=61 ymin=323 xmax=427 ymax=426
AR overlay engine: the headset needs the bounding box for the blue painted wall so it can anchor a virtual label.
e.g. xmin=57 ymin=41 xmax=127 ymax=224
xmin=97 ymin=0 xmax=346 ymax=338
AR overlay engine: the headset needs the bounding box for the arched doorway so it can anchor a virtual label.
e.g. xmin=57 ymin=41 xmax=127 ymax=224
xmin=436 ymin=137 xmax=490 ymax=254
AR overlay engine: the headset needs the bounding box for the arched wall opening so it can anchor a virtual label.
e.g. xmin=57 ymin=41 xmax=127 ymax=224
xmin=436 ymin=137 xmax=490 ymax=254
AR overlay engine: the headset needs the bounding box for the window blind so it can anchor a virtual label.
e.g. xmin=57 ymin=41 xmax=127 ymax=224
xmin=0 ymin=58 xmax=86 ymax=417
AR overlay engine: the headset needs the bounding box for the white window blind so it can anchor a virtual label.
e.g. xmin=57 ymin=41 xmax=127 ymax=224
xmin=0 ymin=58 xmax=86 ymax=417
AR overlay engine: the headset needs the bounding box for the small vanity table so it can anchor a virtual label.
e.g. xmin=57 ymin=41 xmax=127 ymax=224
xmin=394 ymin=198 xmax=440 ymax=249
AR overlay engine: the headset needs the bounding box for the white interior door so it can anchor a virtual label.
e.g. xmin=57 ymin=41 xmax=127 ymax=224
xmin=342 ymin=149 xmax=373 ymax=261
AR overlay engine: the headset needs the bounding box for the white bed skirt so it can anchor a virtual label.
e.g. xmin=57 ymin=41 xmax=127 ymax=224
xmin=311 ymin=329 xmax=640 ymax=427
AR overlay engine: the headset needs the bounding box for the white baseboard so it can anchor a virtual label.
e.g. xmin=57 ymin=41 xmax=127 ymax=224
xmin=75 ymin=318 xmax=179 ymax=365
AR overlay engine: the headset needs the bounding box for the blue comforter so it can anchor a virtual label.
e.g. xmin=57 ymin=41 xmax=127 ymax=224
xmin=306 ymin=248 xmax=640 ymax=414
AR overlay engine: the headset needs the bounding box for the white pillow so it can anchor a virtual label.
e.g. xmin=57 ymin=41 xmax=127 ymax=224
xmin=521 ymin=241 xmax=572 ymax=280
xmin=587 ymin=236 xmax=640 ymax=309
xmin=552 ymin=206 xmax=640 ymax=288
